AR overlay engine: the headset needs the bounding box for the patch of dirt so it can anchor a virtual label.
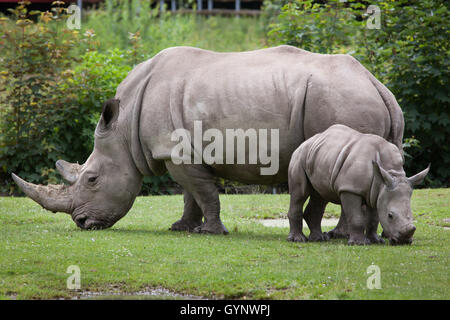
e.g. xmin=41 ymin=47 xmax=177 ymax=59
xmin=71 ymin=286 xmax=206 ymax=300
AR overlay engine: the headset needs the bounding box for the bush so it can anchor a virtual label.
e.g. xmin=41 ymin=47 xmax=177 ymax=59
xmin=267 ymin=0 xmax=362 ymax=54
xmin=0 ymin=3 xmax=175 ymax=195
xmin=267 ymin=0 xmax=449 ymax=187
xmin=373 ymin=0 xmax=449 ymax=187
xmin=0 ymin=2 xmax=84 ymax=192
xmin=71 ymin=48 xmax=134 ymax=150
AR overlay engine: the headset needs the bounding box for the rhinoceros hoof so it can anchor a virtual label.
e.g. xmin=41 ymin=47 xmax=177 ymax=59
xmin=347 ymin=237 xmax=371 ymax=246
xmin=287 ymin=232 xmax=308 ymax=242
xmin=308 ymin=232 xmax=330 ymax=242
xmin=327 ymin=228 xmax=349 ymax=239
xmin=193 ymin=221 xmax=229 ymax=235
xmin=169 ymin=219 xmax=202 ymax=232
xmin=367 ymin=234 xmax=386 ymax=244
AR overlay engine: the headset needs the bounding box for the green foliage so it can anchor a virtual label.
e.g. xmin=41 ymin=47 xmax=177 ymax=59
xmin=0 ymin=2 xmax=84 ymax=192
xmin=70 ymin=48 xmax=133 ymax=150
xmin=267 ymin=0 xmax=362 ymax=54
xmin=262 ymin=0 xmax=292 ymax=17
xmin=372 ymin=0 xmax=449 ymax=187
xmin=83 ymin=0 xmax=264 ymax=54
xmin=267 ymin=0 xmax=449 ymax=186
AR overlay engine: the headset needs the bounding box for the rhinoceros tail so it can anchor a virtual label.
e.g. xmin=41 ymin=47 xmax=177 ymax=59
xmin=366 ymin=72 xmax=405 ymax=154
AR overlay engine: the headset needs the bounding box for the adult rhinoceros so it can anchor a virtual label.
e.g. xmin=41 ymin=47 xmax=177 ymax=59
xmin=12 ymin=45 xmax=404 ymax=234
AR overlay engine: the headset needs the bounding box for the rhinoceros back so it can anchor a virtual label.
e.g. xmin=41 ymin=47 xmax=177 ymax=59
xmin=116 ymin=46 xmax=403 ymax=185
xmin=301 ymin=125 xmax=404 ymax=205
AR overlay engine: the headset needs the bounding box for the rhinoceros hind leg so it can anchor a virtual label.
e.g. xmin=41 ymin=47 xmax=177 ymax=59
xmin=165 ymin=162 xmax=228 ymax=235
xmin=287 ymin=167 xmax=310 ymax=243
xmin=303 ymin=191 xmax=329 ymax=242
xmin=170 ymin=191 xmax=203 ymax=232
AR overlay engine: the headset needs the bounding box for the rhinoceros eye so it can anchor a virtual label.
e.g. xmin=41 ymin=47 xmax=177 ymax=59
xmin=388 ymin=212 xmax=394 ymax=219
xmin=87 ymin=176 xmax=98 ymax=184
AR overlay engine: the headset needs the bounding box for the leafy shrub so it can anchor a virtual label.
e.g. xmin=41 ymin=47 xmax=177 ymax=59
xmin=373 ymin=0 xmax=449 ymax=187
xmin=267 ymin=0 xmax=362 ymax=54
xmin=71 ymin=48 xmax=134 ymax=150
xmin=267 ymin=0 xmax=449 ymax=187
xmin=0 ymin=2 xmax=83 ymax=192
xmin=0 ymin=3 xmax=174 ymax=195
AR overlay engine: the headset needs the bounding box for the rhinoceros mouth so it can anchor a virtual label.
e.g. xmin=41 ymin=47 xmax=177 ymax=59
xmin=72 ymin=213 xmax=109 ymax=230
xmin=389 ymin=236 xmax=413 ymax=246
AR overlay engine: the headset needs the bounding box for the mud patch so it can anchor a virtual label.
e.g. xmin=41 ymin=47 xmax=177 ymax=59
xmin=442 ymin=218 xmax=450 ymax=229
xmin=72 ymin=287 xmax=206 ymax=300
xmin=258 ymin=218 xmax=339 ymax=229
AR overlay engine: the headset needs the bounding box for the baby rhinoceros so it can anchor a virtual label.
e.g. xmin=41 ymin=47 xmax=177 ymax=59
xmin=287 ymin=124 xmax=429 ymax=245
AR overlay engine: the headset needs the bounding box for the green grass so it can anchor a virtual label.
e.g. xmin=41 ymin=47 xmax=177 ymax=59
xmin=0 ymin=189 xmax=448 ymax=300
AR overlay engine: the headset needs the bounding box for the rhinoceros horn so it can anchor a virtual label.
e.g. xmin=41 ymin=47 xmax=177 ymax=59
xmin=408 ymin=164 xmax=430 ymax=186
xmin=55 ymin=160 xmax=81 ymax=185
xmin=11 ymin=173 xmax=73 ymax=214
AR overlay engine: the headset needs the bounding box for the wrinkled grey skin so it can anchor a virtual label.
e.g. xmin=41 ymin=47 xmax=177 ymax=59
xmin=13 ymin=46 xmax=404 ymax=233
xmin=287 ymin=124 xmax=429 ymax=245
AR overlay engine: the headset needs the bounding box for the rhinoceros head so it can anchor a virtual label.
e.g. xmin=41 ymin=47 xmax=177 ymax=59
xmin=373 ymin=160 xmax=430 ymax=245
xmin=12 ymin=99 xmax=143 ymax=230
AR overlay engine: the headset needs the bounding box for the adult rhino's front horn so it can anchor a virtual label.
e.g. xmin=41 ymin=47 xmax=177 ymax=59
xmin=11 ymin=173 xmax=73 ymax=214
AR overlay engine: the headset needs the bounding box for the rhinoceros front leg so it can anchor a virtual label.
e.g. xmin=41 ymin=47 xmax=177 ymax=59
xmin=165 ymin=162 xmax=228 ymax=235
xmin=365 ymin=207 xmax=385 ymax=244
xmin=340 ymin=192 xmax=370 ymax=245
xmin=169 ymin=191 xmax=203 ymax=232
xmin=327 ymin=208 xmax=349 ymax=239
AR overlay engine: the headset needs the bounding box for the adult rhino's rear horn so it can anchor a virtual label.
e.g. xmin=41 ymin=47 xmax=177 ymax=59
xmin=55 ymin=160 xmax=81 ymax=185
xmin=11 ymin=173 xmax=73 ymax=214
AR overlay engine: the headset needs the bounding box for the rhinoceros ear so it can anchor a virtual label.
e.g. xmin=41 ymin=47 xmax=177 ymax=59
xmin=99 ymin=98 xmax=120 ymax=130
xmin=372 ymin=159 xmax=395 ymax=189
xmin=408 ymin=164 xmax=430 ymax=186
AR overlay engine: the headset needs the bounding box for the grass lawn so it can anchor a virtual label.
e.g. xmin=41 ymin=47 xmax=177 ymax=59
xmin=0 ymin=189 xmax=448 ymax=300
